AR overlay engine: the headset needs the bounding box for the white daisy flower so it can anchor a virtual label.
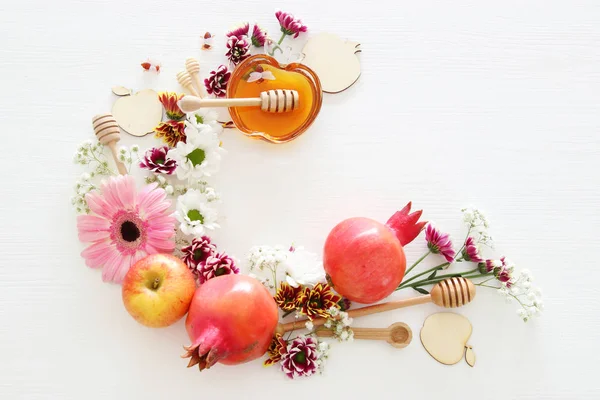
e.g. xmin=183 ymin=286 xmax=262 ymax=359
xmin=167 ymin=123 xmax=224 ymax=181
xmin=187 ymin=110 xmax=223 ymax=134
xmin=283 ymin=247 xmax=327 ymax=288
xmin=175 ymin=189 xmax=219 ymax=237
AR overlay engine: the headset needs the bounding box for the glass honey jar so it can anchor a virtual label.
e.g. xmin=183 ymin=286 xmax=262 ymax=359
xmin=227 ymin=55 xmax=323 ymax=143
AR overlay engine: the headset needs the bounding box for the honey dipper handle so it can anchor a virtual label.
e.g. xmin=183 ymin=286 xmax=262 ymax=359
xmin=179 ymin=96 xmax=261 ymax=113
xmin=280 ymin=295 xmax=432 ymax=333
xmin=106 ymin=141 xmax=127 ymax=175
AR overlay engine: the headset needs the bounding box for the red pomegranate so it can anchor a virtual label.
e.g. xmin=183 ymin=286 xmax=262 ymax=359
xmin=183 ymin=274 xmax=279 ymax=370
xmin=323 ymin=202 xmax=426 ymax=304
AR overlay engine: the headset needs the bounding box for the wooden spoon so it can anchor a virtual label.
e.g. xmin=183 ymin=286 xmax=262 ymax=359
xmin=316 ymin=322 xmax=412 ymax=349
xmin=278 ymin=277 xmax=476 ymax=333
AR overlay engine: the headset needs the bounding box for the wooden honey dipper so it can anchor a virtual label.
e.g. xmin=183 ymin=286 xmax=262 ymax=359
xmin=176 ymin=70 xmax=200 ymax=97
xmin=91 ymin=114 xmax=127 ymax=175
xmin=179 ymin=89 xmax=299 ymax=114
xmin=277 ymin=277 xmax=476 ymax=334
xmin=316 ymin=322 xmax=412 ymax=349
xmin=185 ymin=58 xmax=204 ymax=97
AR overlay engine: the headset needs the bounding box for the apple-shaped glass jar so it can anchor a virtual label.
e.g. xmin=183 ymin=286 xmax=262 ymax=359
xmin=227 ymin=55 xmax=323 ymax=143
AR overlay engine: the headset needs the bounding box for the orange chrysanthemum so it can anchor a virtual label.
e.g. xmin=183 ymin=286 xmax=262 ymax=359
xmin=154 ymin=120 xmax=186 ymax=147
xmin=158 ymin=92 xmax=185 ymax=120
xmin=274 ymin=282 xmax=302 ymax=311
xmin=263 ymin=334 xmax=287 ymax=366
xmin=297 ymin=283 xmax=342 ymax=319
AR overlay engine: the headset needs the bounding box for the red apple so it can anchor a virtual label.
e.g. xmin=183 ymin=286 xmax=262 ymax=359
xmin=122 ymin=253 xmax=196 ymax=328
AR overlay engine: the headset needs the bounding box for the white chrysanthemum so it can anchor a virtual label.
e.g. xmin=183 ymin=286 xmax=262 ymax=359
xmin=175 ymin=189 xmax=219 ymax=237
xmin=187 ymin=110 xmax=223 ymax=134
xmin=168 ymin=122 xmax=224 ymax=181
xmin=283 ymin=247 xmax=327 ymax=288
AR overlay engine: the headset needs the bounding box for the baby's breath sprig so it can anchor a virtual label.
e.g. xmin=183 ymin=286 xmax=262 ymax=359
xmin=73 ymin=139 xmax=115 ymax=177
xmin=144 ymin=174 xmax=175 ymax=196
xmin=71 ymin=173 xmax=97 ymax=214
xmin=247 ymin=245 xmax=289 ymax=289
xmin=322 ymin=307 xmax=354 ymax=342
xmin=117 ymin=144 xmax=140 ymax=174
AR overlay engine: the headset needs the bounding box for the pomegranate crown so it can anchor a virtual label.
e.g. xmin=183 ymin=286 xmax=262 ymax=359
xmin=385 ymin=201 xmax=427 ymax=246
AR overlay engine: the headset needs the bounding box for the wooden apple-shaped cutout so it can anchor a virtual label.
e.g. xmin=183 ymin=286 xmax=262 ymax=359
xmin=301 ymin=33 xmax=361 ymax=93
xmin=227 ymin=55 xmax=323 ymax=143
xmin=111 ymin=88 xmax=162 ymax=137
xmin=420 ymin=312 xmax=475 ymax=367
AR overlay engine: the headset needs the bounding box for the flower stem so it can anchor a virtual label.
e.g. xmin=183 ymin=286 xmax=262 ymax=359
xmin=267 ymin=33 xmax=287 ymax=56
xmin=277 ymin=32 xmax=287 ymax=45
xmin=404 ymin=251 xmax=431 ymax=276
xmin=397 ymin=269 xmax=485 ymax=291
xmin=397 ymin=261 xmax=450 ymax=290
xmin=476 ymin=283 xmax=534 ymax=309
xmin=270 ymin=267 xmax=278 ymax=290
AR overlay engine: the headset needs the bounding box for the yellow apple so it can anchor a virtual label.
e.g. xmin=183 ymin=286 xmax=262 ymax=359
xmin=122 ymin=254 xmax=196 ymax=328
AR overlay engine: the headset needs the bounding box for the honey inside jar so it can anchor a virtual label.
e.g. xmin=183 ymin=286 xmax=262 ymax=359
xmin=230 ymin=64 xmax=316 ymax=140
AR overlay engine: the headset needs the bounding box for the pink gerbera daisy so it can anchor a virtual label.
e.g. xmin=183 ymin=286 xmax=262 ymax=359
xmin=425 ymin=223 xmax=456 ymax=262
xmin=77 ymin=175 xmax=176 ymax=283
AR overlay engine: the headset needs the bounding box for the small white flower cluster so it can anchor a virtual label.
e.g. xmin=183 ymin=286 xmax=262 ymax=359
xmin=315 ymin=340 xmax=330 ymax=373
xmin=145 ymin=174 xmax=177 ymax=196
xmin=247 ymin=245 xmax=328 ymax=291
xmin=144 ymin=175 xmax=220 ymax=202
xmin=71 ymin=172 xmax=97 ymax=214
xmin=71 ymin=141 xmax=141 ymax=213
xmin=323 ymin=307 xmax=354 ymax=342
xmin=462 ymin=206 xmax=494 ymax=248
xmin=73 ymin=139 xmax=113 ymax=176
xmin=117 ymin=144 xmax=139 ymax=173
xmin=497 ymin=267 xmax=543 ymax=322
xmin=247 ymin=245 xmax=289 ymax=288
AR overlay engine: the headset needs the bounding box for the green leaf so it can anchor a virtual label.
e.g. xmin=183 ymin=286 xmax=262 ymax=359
xmin=427 ymin=270 xmax=438 ymax=280
xmin=413 ymin=287 xmax=429 ymax=295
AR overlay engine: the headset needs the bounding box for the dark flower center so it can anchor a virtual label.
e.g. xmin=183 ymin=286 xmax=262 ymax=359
xmin=121 ymin=220 xmax=141 ymax=242
xmin=186 ymin=148 xmax=206 ymax=166
xmin=187 ymin=209 xmax=204 ymax=223
xmin=310 ymin=296 xmax=322 ymax=309
xmin=214 ymin=267 xmax=227 ymax=276
xmin=193 ymin=249 xmax=205 ymax=261
xmin=294 ymin=351 xmax=306 ymax=364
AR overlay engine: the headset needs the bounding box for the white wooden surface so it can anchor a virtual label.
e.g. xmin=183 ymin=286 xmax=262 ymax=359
xmin=1 ymin=1 xmax=599 ymax=398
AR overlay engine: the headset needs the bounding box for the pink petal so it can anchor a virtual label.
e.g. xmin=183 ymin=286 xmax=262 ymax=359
xmin=146 ymin=214 xmax=176 ymax=227
xmin=116 ymin=175 xmax=137 ymax=209
xmin=146 ymin=228 xmax=175 ymax=241
xmin=81 ymin=240 xmax=113 ymax=269
xmin=77 ymin=214 xmax=111 ymax=242
xmin=144 ymin=200 xmax=171 ymax=219
xmin=138 ymin=188 xmax=167 ymax=217
xmin=103 ymin=177 xmax=125 ymax=210
xmin=146 ymin=236 xmax=175 ymax=253
xmin=85 ymin=191 xmax=115 ymax=219
xmin=101 ymin=248 xmax=128 ymax=283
